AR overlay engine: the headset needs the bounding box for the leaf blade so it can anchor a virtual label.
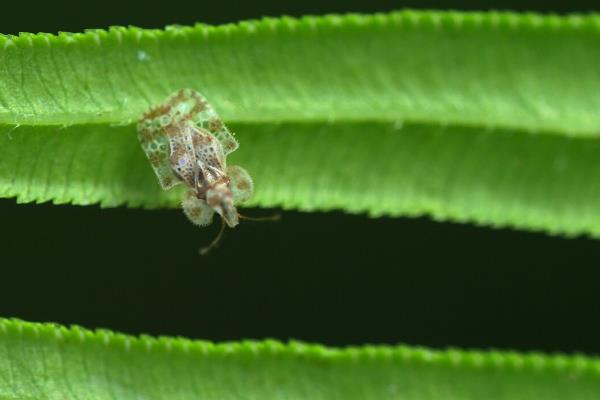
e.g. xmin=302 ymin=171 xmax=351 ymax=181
xmin=3 ymin=121 xmax=600 ymax=237
xmin=2 ymin=318 xmax=600 ymax=400
xmin=2 ymin=11 xmax=600 ymax=237
xmin=2 ymin=12 xmax=600 ymax=134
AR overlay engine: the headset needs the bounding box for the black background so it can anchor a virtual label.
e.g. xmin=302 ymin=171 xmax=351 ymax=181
xmin=1 ymin=1 xmax=599 ymax=355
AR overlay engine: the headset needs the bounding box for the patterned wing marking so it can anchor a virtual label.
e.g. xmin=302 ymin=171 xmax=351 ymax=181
xmin=226 ymin=165 xmax=254 ymax=203
xmin=186 ymin=90 xmax=239 ymax=155
xmin=168 ymin=129 xmax=198 ymax=189
xmin=191 ymin=124 xmax=227 ymax=174
xmin=142 ymin=88 xmax=207 ymax=125
xmin=137 ymin=117 xmax=180 ymax=190
xmin=138 ymin=89 xmax=205 ymax=190
xmin=182 ymin=190 xmax=215 ymax=226
xmin=138 ymin=88 xmax=238 ymax=190
xmin=201 ymin=116 xmax=239 ymax=156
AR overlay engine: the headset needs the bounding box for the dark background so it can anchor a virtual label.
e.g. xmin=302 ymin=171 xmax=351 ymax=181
xmin=1 ymin=1 xmax=599 ymax=355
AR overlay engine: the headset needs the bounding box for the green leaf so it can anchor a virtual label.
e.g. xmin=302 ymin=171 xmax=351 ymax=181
xmin=1 ymin=318 xmax=600 ymax=400
xmin=2 ymin=11 xmax=600 ymax=236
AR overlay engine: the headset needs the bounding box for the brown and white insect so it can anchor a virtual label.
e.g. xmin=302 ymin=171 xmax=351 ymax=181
xmin=137 ymin=89 xmax=255 ymax=254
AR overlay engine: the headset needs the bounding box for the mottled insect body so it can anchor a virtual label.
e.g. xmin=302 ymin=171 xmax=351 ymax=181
xmin=137 ymin=89 xmax=254 ymax=252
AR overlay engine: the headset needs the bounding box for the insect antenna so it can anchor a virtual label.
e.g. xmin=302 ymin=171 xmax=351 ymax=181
xmin=199 ymin=218 xmax=227 ymax=256
xmin=238 ymin=213 xmax=282 ymax=222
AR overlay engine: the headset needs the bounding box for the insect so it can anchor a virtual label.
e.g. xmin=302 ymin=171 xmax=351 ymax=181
xmin=137 ymin=89 xmax=257 ymax=254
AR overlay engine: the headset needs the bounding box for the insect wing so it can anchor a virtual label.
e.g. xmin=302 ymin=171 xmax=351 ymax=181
xmin=139 ymin=88 xmax=244 ymax=198
xmin=191 ymin=124 xmax=227 ymax=176
xmin=167 ymin=123 xmax=200 ymax=189
xmin=138 ymin=120 xmax=182 ymax=189
xmin=137 ymin=95 xmax=190 ymax=190
xmin=186 ymin=90 xmax=239 ymax=155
